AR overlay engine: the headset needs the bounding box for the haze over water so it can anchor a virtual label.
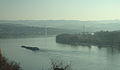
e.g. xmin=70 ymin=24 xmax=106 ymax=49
xmin=0 ymin=0 xmax=120 ymax=70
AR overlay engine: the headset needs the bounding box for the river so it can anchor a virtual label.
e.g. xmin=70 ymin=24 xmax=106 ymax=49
xmin=0 ymin=37 xmax=120 ymax=70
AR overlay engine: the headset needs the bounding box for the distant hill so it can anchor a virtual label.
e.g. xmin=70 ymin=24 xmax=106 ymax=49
xmin=1 ymin=20 xmax=120 ymax=32
xmin=0 ymin=23 xmax=77 ymax=38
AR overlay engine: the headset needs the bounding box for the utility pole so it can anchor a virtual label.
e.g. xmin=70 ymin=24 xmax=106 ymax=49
xmin=82 ymin=24 xmax=85 ymax=34
xmin=44 ymin=23 xmax=48 ymax=37
xmin=45 ymin=26 xmax=48 ymax=37
xmin=0 ymin=48 xmax=2 ymax=59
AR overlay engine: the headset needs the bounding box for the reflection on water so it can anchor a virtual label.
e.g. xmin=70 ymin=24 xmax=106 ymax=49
xmin=0 ymin=37 xmax=120 ymax=70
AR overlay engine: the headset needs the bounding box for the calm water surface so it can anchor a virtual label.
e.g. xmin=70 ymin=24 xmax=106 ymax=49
xmin=0 ymin=37 xmax=120 ymax=70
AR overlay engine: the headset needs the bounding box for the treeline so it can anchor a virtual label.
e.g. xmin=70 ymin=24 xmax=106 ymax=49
xmin=56 ymin=31 xmax=120 ymax=47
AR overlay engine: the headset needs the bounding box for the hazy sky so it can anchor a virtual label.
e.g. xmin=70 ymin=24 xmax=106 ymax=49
xmin=0 ymin=0 xmax=120 ymax=20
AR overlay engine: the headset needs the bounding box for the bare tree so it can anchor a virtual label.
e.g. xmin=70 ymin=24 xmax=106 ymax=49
xmin=49 ymin=58 xmax=72 ymax=70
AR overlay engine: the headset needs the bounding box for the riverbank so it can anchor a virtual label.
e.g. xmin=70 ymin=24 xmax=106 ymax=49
xmin=56 ymin=31 xmax=120 ymax=47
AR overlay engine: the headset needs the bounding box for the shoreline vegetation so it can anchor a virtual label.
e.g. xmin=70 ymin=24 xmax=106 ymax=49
xmin=0 ymin=49 xmax=21 ymax=70
xmin=56 ymin=31 xmax=120 ymax=47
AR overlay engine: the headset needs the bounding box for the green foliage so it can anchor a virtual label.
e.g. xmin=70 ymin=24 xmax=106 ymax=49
xmin=56 ymin=34 xmax=79 ymax=45
xmin=56 ymin=31 xmax=120 ymax=47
